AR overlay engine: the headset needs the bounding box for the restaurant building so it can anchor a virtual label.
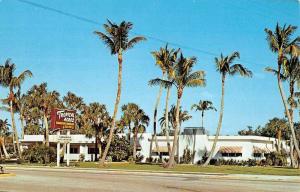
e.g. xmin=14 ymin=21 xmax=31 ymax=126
xmin=20 ymin=128 xmax=288 ymax=163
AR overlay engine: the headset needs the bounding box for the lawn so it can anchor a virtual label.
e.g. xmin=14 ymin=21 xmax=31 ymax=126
xmin=75 ymin=162 xmax=300 ymax=176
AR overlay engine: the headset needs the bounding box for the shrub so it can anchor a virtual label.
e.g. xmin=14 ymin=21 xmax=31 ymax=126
xmin=79 ymin=153 xmax=85 ymax=162
xmin=180 ymin=147 xmax=193 ymax=164
xmin=136 ymin=154 xmax=144 ymax=163
xmin=104 ymin=135 xmax=133 ymax=162
xmin=145 ymin=157 xmax=153 ymax=163
xmin=265 ymin=152 xmax=287 ymax=166
xmin=22 ymin=144 xmax=56 ymax=164
xmin=0 ymin=158 xmax=5 ymax=164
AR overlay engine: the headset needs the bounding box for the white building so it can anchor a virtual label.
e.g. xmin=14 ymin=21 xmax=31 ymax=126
xmin=21 ymin=131 xmax=288 ymax=163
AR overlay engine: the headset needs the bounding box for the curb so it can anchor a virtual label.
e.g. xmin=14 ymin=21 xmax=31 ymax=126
xmin=0 ymin=173 xmax=16 ymax=178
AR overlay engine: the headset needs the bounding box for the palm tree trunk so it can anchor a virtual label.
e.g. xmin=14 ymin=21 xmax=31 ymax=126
xmin=95 ymin=133 xmax=98 ymax=162
xmin=20 ymin=115 xmax=25 ymax=139
xmin=12 ymin=132 xmax=16 ymax=154
xmin=133 ymin=127 xmax=138 ymax=161
xmin=1 ymin=138 xmax=9 ymax=159
xmin=10 ymin=100 xmax=22 ymax=158
xmin=43 ymin=113 xmax=49 ymax=147
xmin=201 ymin=111 xmax=204 ymax=128
xmin=276 ymin=63 xmax=300 ymax=160
xmin=290 ymin=136 xmax=296 ymax=168
xmin=192 ymin=129 xmax=196 ymax=164
xmin=165 ymin=87 xmax=171 ymax=155
xmin=289 ymin=82 xmax=297 ymax=168
xmin=128 ymin=123 xmax=131 ymax=142
xmin=166 ymin=89 xmax=182 ymax=168
xmin=0 ymin=145 xmax=2 ymax=158
xmin=149 ymin=74 xmax=165 ymax=161
xmin=203 ymin=74 xmax=225 ymax=166
xmin=277 ymin=129 xmax=282 ymax=153
xmin=99 ymin=50 xmax=123 ymax=166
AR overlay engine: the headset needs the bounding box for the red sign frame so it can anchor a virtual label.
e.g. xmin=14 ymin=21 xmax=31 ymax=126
xmin=50 ymin=108 xmax=76 ymax=130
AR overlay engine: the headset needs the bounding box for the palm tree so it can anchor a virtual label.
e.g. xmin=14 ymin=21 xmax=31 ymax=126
xmin=159 ymin=105 xmax=192 ymax=162
xmin=0 ymin=119 xmax=10 ymax=159
xmin=82 ymin=103 xmax=110 ymax=161
xmin=94 ymin=20 xmax=146 ymax=166
xmin=132 ymin=108 xmax=149 ymax=161
xmin=27 ymin=83 xmax=62 ymax=147
xmin=203 ymin=52 xmax=252 ymax=166
xmin=150 ymin=53 xmax=206 ymax=168
xmin=121 ymin=103 xmax=138 ymax=142
xmin=63 ymin=91 xmax=85 ymax=134
xmin=3 ymin=60 xmax=32 ymax=158
xmin=265 ymin=23 xmax=300 ymax=160
xmin=191 ymin=100 xmax=216 ymax=163
xmin=191 ymin=100 xmax=216 ymax=129
xmin=150 ymin=44 xmax=179 ymax=159
xmin=159 ymin=105 xmax=192 ymax=135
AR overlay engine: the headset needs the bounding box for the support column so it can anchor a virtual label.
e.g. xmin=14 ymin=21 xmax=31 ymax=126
xmin=67 ymin=130 xmax=70 ymax=166
xmin=56 ymin=131 xmax=60 ymax=167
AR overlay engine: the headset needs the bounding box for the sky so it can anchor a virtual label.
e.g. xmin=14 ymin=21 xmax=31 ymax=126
xmin=0 ymin=0 xmax=299 ymax=136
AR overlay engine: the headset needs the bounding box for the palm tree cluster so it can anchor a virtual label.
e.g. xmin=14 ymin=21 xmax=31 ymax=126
xmin=149 ymin=47 xmax=253 ymax=167
xmin=1 ymin=19 xmax=299 ymax=170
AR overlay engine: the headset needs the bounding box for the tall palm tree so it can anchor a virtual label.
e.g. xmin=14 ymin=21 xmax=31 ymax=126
xmin=94 ymin=20 xmax=146 ymax=166
xmin=285 ymin=56 xmax=300 ymax=167
xmin=191 ymin=100 xmax=216 ymax=129
xmin=150 ymin=44 xmax=179 ymax=159
xmin=266 ymin=55 xmax=300 ymax=162
xmin=203 ymin=52 xmax=252 ymax=166
xmin=265 ymin=24 xmax=300 ymax=159
xmin=4 ymin=60 xmax=32 ymax=158
xmin=150 ymin=53 xmax=206 ymax=168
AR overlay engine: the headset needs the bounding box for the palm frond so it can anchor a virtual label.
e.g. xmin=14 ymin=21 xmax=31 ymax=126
xmin=265 ymin=67 xmax=286 ymax=79
xmin=227 ymin=51 xmax=240 ymax=64
xmin=148 ymin=78 xmax=173 ymax=88
xmin=229 ymin=64 xmax=252 ymax=77
xmin=127 ymin=36 xmax=146 ymax=49
xmin=94 ymin=31 xmax=115 ymax=54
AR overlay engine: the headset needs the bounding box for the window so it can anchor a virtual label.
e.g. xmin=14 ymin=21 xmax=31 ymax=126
xmin=88 ymin=148 xmax=99 ymax=154
xmin=152 ymin=152 xmax=169 ymax=156
xmin=221 ymin=153 xmax=242 ymax=157
xmin=70 ymin=147 xmax=79 ymax=154
xmin=254 ymin=153 xmax=262 ymax=157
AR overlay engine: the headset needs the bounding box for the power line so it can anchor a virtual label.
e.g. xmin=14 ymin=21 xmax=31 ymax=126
xmin=16 ymin=0 xmax=268 ymax=67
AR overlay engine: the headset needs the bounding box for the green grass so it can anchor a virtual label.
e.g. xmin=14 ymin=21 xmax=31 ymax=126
xmin=12 ymin=162 xmax=300 ymax=176
xmin=75 ymin=162 xmax=300 ymax=176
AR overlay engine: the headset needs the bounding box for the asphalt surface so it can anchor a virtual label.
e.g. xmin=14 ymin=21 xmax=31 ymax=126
xmin=0 ymin=168 xmax=300 ymax=192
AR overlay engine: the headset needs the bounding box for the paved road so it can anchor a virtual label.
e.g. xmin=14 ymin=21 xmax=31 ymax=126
xmin=0 ymin=168 xmax=299 ymax=192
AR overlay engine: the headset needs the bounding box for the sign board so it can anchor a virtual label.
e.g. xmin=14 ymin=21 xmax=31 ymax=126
xmin=57 ymin=135 xmax=72 ymax=143
xmin=50 ymin=108 xmax=76 ymax=130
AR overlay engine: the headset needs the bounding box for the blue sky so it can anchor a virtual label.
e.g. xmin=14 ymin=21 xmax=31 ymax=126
xmin=0 ymin=0 xmax=299 ymax=135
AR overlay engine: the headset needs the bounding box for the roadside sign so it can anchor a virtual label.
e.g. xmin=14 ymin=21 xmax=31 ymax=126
xmin=51 ymin=108 xmax=76 ymax=130
xmin=57 ymin=135 xmax=72 ymax=143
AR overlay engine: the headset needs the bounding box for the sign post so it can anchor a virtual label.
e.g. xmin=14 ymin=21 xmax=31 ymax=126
xmin=56 ymin=131 xmax=60 ymax=167
xmin=67 ymin=130 xmax=70 ymax=166
xmin=51 ymin=108 xmax=76 ymax=167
